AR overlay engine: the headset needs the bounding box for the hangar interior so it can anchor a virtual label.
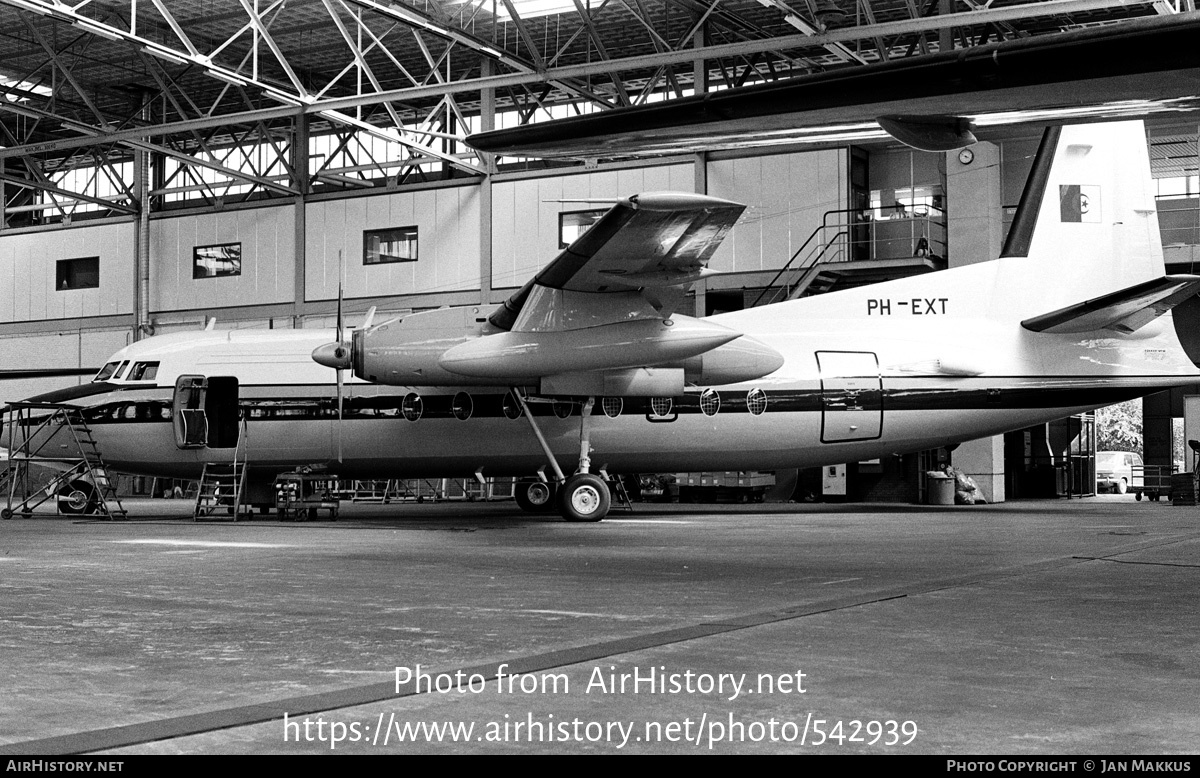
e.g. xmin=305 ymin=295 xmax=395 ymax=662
xmin=1 ymin=0 xmax=1198 ymax=505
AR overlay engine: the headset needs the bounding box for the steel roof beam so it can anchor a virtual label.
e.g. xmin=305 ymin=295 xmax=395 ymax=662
xmin=0 ymin=171 xmax=138 ymax=214
xmin=0 ymin=0 xmax=1178 ymax=162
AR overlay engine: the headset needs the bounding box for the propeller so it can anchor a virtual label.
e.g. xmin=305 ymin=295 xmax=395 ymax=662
xmin=335 ymin=283 xmax=344 ymax=463
xmin=311 ymin=292 xmax=380 ymax=464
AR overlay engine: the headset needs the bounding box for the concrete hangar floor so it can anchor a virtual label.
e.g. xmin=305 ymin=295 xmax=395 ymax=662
xmin=0 ymin=496 xmax=1196 ymax=756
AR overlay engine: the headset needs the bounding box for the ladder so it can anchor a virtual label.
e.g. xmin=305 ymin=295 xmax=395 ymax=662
xmin=193 ymin=463 xmax=247 ymax=520
xmin=2 ymin=402 xmax=127 ymax=520
xmin=194 ymin=416 xmax=249 ymax=521
xmin=602 ymin=471 xmax=635 ymax=513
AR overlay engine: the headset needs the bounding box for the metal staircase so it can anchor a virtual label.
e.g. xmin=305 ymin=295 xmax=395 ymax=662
xmin=750 ymin=207 xmax=947 ymax=307
xmin=193 ymin=416 xmax=249 ymax=521
xmin=2 ymin=402 xmax=127 ymax=520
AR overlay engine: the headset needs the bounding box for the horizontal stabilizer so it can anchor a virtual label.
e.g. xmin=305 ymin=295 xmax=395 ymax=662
xmin=1021 ymin=275 xmax=1200 ymax=334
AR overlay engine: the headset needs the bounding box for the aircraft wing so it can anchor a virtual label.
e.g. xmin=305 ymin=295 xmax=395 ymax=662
xmin=1022 ymin=275 xmax=1200 ymax=335
xmin=489 ymin=192 xmax=745 ymax=330
xmin=467 ymin=14 xmax=1200 ymax=159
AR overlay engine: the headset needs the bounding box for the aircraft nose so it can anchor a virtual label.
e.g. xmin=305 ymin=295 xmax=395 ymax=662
xmin=312 ymin=342 xmax=352 ymax=370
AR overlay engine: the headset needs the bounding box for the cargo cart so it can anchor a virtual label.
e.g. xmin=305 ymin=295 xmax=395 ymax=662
xmin=274 ymin=472 xmax=340 ymax=520
xmin=1131 ymin=464 xmax=1171 ymax=502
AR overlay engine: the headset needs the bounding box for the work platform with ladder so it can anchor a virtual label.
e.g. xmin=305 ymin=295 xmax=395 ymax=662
xmin=193 ymin=416 xmax=250 ymax=521
xmin=1 ymin=402 xmax=128 ymax=520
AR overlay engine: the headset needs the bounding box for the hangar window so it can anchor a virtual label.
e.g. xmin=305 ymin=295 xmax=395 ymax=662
xmin=364 ymin=226 xmax=418 ymax=264
xmin=650 ymin=397 xmax=673 ymax=417
xmin=193 ymin=243 xmax=242 ymax=279
xmin=601 ymin=397 xmax=622 ymax=418
xmin=502 ymin=391 xmax=524 ymax=420
xmin=700 ymin=389 xmax=721 ymax=417
xmin=553 ymin=400 xmax=573 ymax=419
xmin=746 ymin=388 xmax=768 ymax=416
xmin=452 ymin=392 xmax=473 ymax=421
xmin=56 ymin=256 xmax=99 ymax=290
xmin=401 ymin=393 xmax=423 ymax=422
xmin=559 ymin=209 xmax=606 ymax=249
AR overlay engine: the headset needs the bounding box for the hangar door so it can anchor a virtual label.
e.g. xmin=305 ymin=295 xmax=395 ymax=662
xmin=816 ymin=351 xmax=882 ymax=443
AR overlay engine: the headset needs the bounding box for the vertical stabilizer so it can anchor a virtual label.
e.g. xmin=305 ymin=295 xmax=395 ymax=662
xmin=998 ymin=121 xmax=1164 ymax=314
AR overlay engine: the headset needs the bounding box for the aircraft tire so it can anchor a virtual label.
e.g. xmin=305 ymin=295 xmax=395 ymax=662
xmin=514 ymin=480 xmax=558 ymax=513
xmin=58 ymin=480 xmax=98 ymax=515
xmin=558 ymin=473 xmax=610 ymax=523
xmin=1 ymin=508 xmax=12 ymax=520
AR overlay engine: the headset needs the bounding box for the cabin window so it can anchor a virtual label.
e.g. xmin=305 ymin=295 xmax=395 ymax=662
xmin=401 ymin=393 xmax=423 ymax=422
xmin=650 ymin=397 xmax=673 ymax=417
xmin=502 ymin=391 xmax=524 ymax=420
xmin=193 ymin=243 xmax=242 ymax=279
xmin=552 ymin=401 xmax=573 ymax=419
xmin=56 ymin=257 xmax=100 ymax=290
xmin=128 ymin=361 xmax=159 ymax=381
xmin=452 ymin=392 xmax=473 ymax=421
xmin=700 ymin=389 xmax=721 ymax=417
xmin=559 ymin=209 xmax=606 ymax=249
xmin=601 ymin=397 xmax=622 ymax=418
xmin=94 ymin=361 xmax=120 ymax=382
xmin=746 ymin=388 xmax=768 ymax=416
xmin=364 ymin=226 xmax=418 ymax=264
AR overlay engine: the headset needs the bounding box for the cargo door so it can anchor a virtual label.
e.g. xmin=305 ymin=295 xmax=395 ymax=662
xmin=817 ymin=351 xmax=882 ymax=443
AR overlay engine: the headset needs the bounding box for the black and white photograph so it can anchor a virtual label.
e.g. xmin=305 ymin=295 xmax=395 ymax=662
xmin=1 ymin=0 xmax=1198 ymax=762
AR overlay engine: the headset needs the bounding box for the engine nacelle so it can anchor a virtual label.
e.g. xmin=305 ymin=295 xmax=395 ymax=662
xmin=353 ymin=307 xmax=511 ymax=386
xmin=437 ymin=316 xmax=741 ymax=379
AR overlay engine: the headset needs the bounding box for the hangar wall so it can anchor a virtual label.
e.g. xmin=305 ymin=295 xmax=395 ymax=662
xmin=308 ymin=184 xmax=482 ymax=301
xmin=706 ymin=148 xmax=848 ymax=274
xmin=491 ymin=163 xmax=693 ymax=289
xmin=0 ymin=222 xmax=134 ymax=323
xmin=152 ymin=205 xmax=295 ymax=311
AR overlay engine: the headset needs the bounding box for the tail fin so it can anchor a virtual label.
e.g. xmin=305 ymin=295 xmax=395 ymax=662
xmin=995 ymin=120 xmax=1165 ymax=317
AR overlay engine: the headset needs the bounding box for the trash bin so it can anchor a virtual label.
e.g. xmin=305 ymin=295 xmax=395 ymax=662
xmin=926 ymin=472 xmax=955 ymax=505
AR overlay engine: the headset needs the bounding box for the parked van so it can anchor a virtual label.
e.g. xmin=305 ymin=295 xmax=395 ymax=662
xmin=1096 ymin=451 xmax=1142 ymax=494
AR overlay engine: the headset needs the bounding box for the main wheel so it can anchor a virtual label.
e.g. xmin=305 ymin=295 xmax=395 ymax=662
xmin=514 ymin=480 xmax=558 ymax=513
xmin=58 ymin=480 xmax=98 ymax=515
xmin=558 ymin=473 xmax=610 ymax=523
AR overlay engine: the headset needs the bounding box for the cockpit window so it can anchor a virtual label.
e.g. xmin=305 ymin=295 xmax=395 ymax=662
xmin=93 ymin=361 xmax=120 ymax=382
xmin=111 ymin=361 xmax=130 ymax=380
xmin=128 ymin=361 xmax=160 ymax=381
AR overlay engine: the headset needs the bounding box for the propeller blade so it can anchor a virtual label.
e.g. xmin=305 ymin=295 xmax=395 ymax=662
xmin=336 ymin=283 xmax=344 ymax=346
xmin=336 ymin=368 xmax=344 ymax=464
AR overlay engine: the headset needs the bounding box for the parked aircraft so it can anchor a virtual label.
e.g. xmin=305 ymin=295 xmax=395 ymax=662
xmin=465 ymin=14 xmax=1200 ymax=158
xmin=5 ymin=121 xmax=1200 ymax=521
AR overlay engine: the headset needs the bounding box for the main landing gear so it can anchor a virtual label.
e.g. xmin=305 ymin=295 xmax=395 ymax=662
xmin=512 ymin=391 xmax=611 ymax=522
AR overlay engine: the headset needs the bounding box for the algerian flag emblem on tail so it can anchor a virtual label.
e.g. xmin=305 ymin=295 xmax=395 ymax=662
xmin=1060 ymin=184 xmax=1102 ymax=223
